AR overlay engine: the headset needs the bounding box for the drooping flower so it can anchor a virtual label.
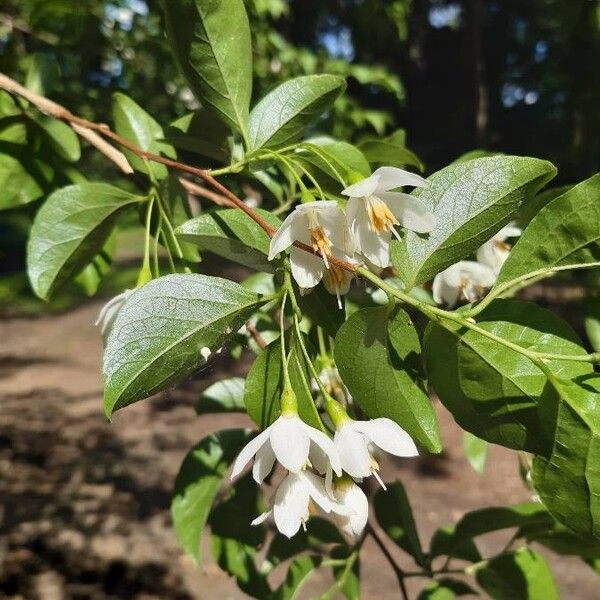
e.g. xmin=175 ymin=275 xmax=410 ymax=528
xmin=321 ymin=249 xmax=358 ymax=308
xmin=331 ymin=477 xmax=369 ymax=544
xmin=333 ymin=417 xmax=418 ymax=489
xmin=342 ymin=167 xmax=434 ymax=268
xmin=95 ymin=289 xmax=133 ymax=339
xmin=268 ymin=201 xmax=350 ymax=289
xmin=230 ymin=414 xmax=342 ymax=484
xmin=432 ymin=261 xmax=496 ymax=308
xmin=251 ymin=471 xmax=350 ymax=538
xmin=476 ymin=222 xmax=522 ymax=275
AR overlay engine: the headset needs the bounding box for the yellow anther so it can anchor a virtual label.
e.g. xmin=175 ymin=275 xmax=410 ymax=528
xmin=310 ymin=226 xmax=333 ymax=258
xmin=366 ymin=196 xmax=399 ymax=234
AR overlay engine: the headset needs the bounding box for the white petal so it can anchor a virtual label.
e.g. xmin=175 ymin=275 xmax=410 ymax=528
xmin=252 ymin=442 xmax=277 ymax=484
xmin=308 ymin=443 xmax=329 ymax=475
xmin=290 ymin=246 xmax=325 ymax=289
xmin=476 ymin=240 xmax=498 ymax=270
xmin=353 ymin=418 xmax=419 ymax=457
xmin=334 ymin=426 xmax=372 ymax=478
xmin=301 ymin=471 xmax=351 ymax=515
xmin=273 ymin=473 xmax=310 ymax=538
xmin=316 ymin=204 xmax=348 ymax=251
xmin=295 ymin=200 xmax=340 ymax=213
xmin=378 ymin=192 xmax=435 ymax=233
xmin=372 ymin=166 xmax=428 ymax=191
xmin=305 ymin=426 xmax=342 ymax=476
xmin=459 ymin=261 xmax=496 ymax=287
xmin=268 ymin=211 xmax=308 ymax=260
xmin=230 ymin=427 xmax=271 ymax=480
xmin=494 ymin=222 xmax=522 ymax=241
xmin=251 ymin=510 xmax=272 ymax=526
xmin=342 ymin=174 xmax=380 ymax=198
xmin=355 ymin=219 xmax=391 ymax=268
xmin=333 ymin=483 xmax=369 ymax=543
xmin=269 ymin=416 xmax=310 ymax=473
xmin=432 ymin=266 xmax=461 ymax=307
xmin=95 ymin=289 xmax=133 ymax=337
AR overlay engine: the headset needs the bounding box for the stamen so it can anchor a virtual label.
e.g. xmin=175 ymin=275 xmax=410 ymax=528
xmin=366 ymin=196 xmax=400 ymax=234
xmin=372 ymin=469 xmax=387 ymax=491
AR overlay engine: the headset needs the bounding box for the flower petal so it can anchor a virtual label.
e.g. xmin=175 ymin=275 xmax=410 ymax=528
xmin=342 ymin=174 xmax=380 ymax=198
xmin=378 ymin=192 xmax=435 ymax=233
xmin=230 ymin=427 xmax=271 ymax=480
xmin=459 ymin=261 xmax=496 ymax=287
xmin=353 ymin=418 xmax=419 ymax=457
xmin=301 ymin=471 xmax=351 ymax=515
xmin=253 ymin=442 xmax=277 ymax=484
xmin=305 ymin=426 xmax=342 ymax=476
xmin=273 ymin=473 xmax=310 ymax=538
xmin=354 ymin=212 xmax=391 ymax=268
xmin=290 ymin=246 xmax=325 ymax=289
xmin=268 ymin=211 xmax=307 ymax=260
xmin=495 ymin=222 xmax=522 ymax=241
xmin=333 ymin=482 xmax=369 ymax=543
xmin=372 ymin=167 xmax=428 ymax=191
xmin=334 ymin=426 xmax=372 ymax=478
xmin=432 ymin=271 xmax=460 ymax=307
xmin=269 ymin=416 xmax=310 ymax=473
xmin=251 ymin=510 xmax=272 ymax=526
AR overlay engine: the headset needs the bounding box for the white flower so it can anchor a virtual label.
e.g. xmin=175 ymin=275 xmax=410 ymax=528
xmin=432 ymin=261 xmax=496 ymax=307
xmin=342 ymin=167 xmax=434 ymax=268
xmin=268 ymin=201 xmax=350 ymax=289
xmin=230 ymin=415 xmax=342 ymax=483
xmin=334 ymin=418 xmax=418 ymax=489
xmin=251 ymin=471 xmax=351 ymax=538
xmin=476 ymin=222 xmax=522 ymax=275
xmin=331 ymin=478 xmax=369 ymax=544
xmin=95 ymin=289 xmax=133 ymax=338
xmin=322 ymin=249 xmax=358 ymax=308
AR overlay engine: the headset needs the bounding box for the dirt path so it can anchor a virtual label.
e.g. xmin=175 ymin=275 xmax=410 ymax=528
xmin=0 ymin=302 xmax=598 ymax=599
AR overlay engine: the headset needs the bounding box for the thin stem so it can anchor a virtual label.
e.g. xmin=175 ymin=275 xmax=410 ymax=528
xmin=357 ymin=266 xmax=600 ymax=366
xmin=279 ymin=292 xmax=291 ymax=388
xmin=297 ymin=143 xmax=348 ymax=187
xmin=138 ymin=196 xmax=155 ymax=285
xmin=369 ymin=525 xmax=410 ymax=600
xmin=465 ymin=261 xmax=600 ymax=318
xmin=293 ymin=313 xmax=330 ymax=401
xmin=153 ymin=210 xmax=163 ymax=277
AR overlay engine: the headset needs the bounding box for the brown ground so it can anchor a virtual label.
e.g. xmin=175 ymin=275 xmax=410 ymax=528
xmin=0 ymin=300 xmax=598 ymax=599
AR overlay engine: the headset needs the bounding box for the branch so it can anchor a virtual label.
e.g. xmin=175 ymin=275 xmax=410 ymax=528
xmin=178 ymin=177 xmax=233 ymax=207
xmin=0 ymin=71 xmax=356 ymax=273
xmin=0 ymin=73 xmax=133 ymax=174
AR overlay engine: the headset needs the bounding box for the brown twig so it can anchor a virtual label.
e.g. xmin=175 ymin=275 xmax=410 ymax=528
xmin=178 ymin=177 xmax=233 ymax=207
xmin=0 ymin=71 xmax=357 ymax=273
xmin=245 ymin=322 xmax=267 ymax=350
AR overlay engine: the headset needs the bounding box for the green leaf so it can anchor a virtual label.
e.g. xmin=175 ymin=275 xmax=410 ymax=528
xmin=171 ymin=429 xmax=249 ymax=564
xmin=418 ymin=579 xmax=476 ymax=600
xmin=374 ymin=481 xmax=426 ymax=566
xmin=424 ymin=300 xmax=592 ymax=453
xmin=25 ymin=53 xmax=59 ymax=96
xmin=330 ymin=548 xmax=360 ymax=600
xmin=196 ymin=377 xmax=245 ymax=414
xmin=462 ymin=432 xmax=488 ymax=474
xmin=0 ymin=152 xmax=53 ymax=210
xmin=359 ymin=135 xmax=424 ymax=172
xmin=166 ymin=109 xmax=230 ymax=162
xmin=475 ymin=548 xmax=558 ymax=600
xmin=248 ymin=75 xmax=346 ymax=151
xmin=454 ymin=503 xmax=553 ymax=539
xmin=103 ymin=273 xmax=264 ymax=415
xmin=112 ymin=92 xmax=174 ymax=179
xmin=296 ymin=282 xmax=345 ymax=337
xmin=73 ymin=233 xmax=116 ymax=297
xmin=210 ymin=473 xmax=271 ymax=597
xmin=27 ymin=183 xmax=141 ymax=300
xmin=335 ymin=306 xmax=441 ymax=453
xmin=163 ymin=0 xmax=252 ymax=137
xmin=243 ymin=335 xmax=324 ymax=431
xmin=176 ymin=208 xmax=281 ymax=271
xmin=395 ymin=156 xmax=556 ymax=289
xmin=451 ymin=149 xmax=502 ymax=164
xmin=533 ymin=375 xmax=600 ymax=539
xmin=496 ymin=174 xmax=600 ymax=290
xmin=274 ymin=555 xmax=321 ymax=600
xmin=518 ymin=184 xmax=572 ymax=227
xmin=31 ymin=113 xmax=81 ymax=162
xmin=300 ymin=138 xmax=371 ymax=180
xmin=429 ymin=526 xmax=482 ymax=563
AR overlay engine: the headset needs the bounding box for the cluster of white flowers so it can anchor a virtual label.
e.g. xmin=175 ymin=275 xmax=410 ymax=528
xmin=432 ymin=223 xmax=522 ymax=307
xmin=231 ymin=394 xmax=418 ymax=542
xmin=268 ymin=167 xmax=435 ymax=306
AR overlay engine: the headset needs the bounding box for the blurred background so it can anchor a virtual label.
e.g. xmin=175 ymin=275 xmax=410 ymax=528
xmin=1 ymin=1 xmax=600 ymax=598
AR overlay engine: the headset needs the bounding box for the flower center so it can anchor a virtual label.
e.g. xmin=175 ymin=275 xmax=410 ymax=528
xmin=310 ymin=226 xmax=333 ymax=258
xmin=366 ymin=196 xmax=399 ymax=234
